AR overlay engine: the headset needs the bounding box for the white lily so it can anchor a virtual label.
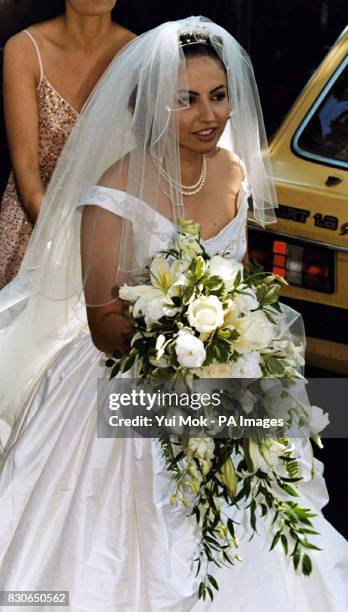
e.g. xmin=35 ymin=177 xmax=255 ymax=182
xmin=150 ymin=256 xmax=177 ymax=292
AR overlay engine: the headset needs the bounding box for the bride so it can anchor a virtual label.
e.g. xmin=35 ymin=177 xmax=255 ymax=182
xmin=0 ymin=16 xmax=347 ymax=612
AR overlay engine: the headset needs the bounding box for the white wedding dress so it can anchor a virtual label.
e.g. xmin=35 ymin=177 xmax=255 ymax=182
xmin=0 ymin=185 xmax=347 ymax=612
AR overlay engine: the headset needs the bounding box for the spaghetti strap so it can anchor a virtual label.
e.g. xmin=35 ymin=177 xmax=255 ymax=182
xmin=23 ymin=29 xmax=44 ymax=84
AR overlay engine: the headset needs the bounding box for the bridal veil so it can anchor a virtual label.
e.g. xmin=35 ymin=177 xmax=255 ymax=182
xmin=0 ymin=16 xmax=277 ymax=444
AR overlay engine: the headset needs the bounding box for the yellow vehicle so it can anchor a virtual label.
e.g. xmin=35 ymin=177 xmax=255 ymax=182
xmin=248 ymin=26 xmax=348 ymax=373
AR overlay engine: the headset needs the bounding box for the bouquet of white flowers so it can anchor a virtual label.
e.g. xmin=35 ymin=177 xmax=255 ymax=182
xmin=107 ymin=219 xmax=324 ymax=601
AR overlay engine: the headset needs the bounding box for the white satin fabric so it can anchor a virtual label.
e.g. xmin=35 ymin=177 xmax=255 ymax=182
xmin=0 ymin=187 xmax=347 ymax=611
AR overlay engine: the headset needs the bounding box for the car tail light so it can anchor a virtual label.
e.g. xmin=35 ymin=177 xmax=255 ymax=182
xmin=248 ymin=231 xmax=335 ymax=293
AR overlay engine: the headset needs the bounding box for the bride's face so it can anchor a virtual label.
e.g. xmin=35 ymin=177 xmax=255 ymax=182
xmin=176 ymin=56 xmax=230 ymax=155
xmin=66 ymin=0 xmax=117 ymax=16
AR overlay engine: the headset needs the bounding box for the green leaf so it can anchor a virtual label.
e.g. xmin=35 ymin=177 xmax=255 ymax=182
xmin=302 ymin=553 xmax=312 ymax=576
xmin=269 ymin=301 xmax=282 ymax=313
xmin=278 ymin=482 xmax=300 ymax=497
xmin=233 ymin=269 xmax=242 ymax=287
xmin=298 ymin=528 xmax=320 ymax=535
xmin=207 ymin=574 xmax=219 ymax=591
xmin=205 ymin=535 xmax=221 ymax=550
xmin=227 ymin=518 xmax=235 ymax=537
xmin=217 ymin=327 xmax=239 ymax=342
xmin=264 ymin=355 xmax=287 ymax=376
xmin=293 ymin=507 xmax=317 ymax=518
xmin=300 ymin=539 xmax=322 ymax=552
xmin=203 ymin=545 xmax=214 ymax=562
xmin=281 ymin=534 xmax=288 ymax=555
xmin=203 ymin=274 xmax=224 ymax=291
xmin=192 ymin=505 xmax=200 ymax=524
xmin=264 ymin=492 xmax=273 ymax=509
xmin=194 ymin=256 xmax=205 ymax=280
xmin=203 ymin=335 xmax=232 ymax=365
xmin=244 ymin=477 xmax=251 ymax=499
xmin=223 ymin=551 xmax=234 ymax=565
xmin=182 ymin=286 xmax=194 ymax=305
xmin=198 ymin=581 xmax=205 ymax=600
xmin=270 ymin=531 xmax=281 ymax=551
xmin=206 ymin=586 xmax=214 ymax=602
xmin=293 ymin=551 xmax=301 ymax=571
xmin=260 ymin=503 xmax=268 ymax=517
xmin=250 ymin=500 xmax=257 ymax=532
xmin=110 ymin=361 xmax=121 ymax=379
xmin=122 ymin=350 xmax=138 ymax=373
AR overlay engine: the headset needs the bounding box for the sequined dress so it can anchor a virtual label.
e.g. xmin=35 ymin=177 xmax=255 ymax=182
xmin=0 ymin=29 xmax=78 ymax=288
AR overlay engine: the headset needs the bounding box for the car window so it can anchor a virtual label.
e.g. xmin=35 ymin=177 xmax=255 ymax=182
xmin=293 ymin=56 xmax=348 ymax=170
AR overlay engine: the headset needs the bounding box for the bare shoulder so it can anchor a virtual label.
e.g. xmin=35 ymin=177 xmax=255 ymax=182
xmin=209 ymin=148 xmax=245 ymax=189
xmin=3 ymin=29 xmax=42 ymax=78
xmin=112 ymin=23 xmax=136 ymax=44
xmin=219 ymin=148 xmax=245 ymax=177
xmin=4 ymin=30 xmax=34 ymax=57
xmin=4 ymin=17 xmax=60 ymax=55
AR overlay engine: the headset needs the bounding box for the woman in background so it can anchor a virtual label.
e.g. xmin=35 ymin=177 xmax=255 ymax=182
xmin=0 ymin=0 xmax=135 ymax=288
xmin=0 ymin=17 xmax=347 ymax=610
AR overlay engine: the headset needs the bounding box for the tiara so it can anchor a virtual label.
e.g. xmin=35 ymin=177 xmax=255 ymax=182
xmin=178 ymin=27 xmax=210 ymax=47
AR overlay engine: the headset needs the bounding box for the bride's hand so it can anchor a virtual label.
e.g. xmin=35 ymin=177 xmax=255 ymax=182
xmin=112 ymin=309 xmax=134 ymax=355
xmin=86 ymin=297 xmax=133 ymax=355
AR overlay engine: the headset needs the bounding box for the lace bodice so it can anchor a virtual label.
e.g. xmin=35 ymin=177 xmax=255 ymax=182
xmin=78 ymin=183 xmax=249 ymax=262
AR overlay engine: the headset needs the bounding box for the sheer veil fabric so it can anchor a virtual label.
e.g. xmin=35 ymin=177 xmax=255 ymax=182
xmin=0 ymin=16 xmax=347 ymax=612
xmin=0 ymin=16 xmax=277 ymax=443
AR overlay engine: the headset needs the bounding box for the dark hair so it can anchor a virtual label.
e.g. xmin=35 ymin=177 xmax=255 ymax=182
xmin=128 ymin=32 xmax=227 ymax=144
xmin=179 ymin=33 xmax=226 ymax=72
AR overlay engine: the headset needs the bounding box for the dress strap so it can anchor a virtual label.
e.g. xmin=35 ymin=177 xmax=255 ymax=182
xmin=23 ymin=29 xmax=44 ymax=85
xmin=77 ymin=186 xmax=139 ymax=225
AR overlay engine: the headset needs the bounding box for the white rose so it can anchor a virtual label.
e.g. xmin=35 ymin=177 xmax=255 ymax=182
xmin=195 ymin=352 xmax=262 ymax=379
xmin=208 ymin=256 xmax=243 ymax=289
xmin=175 ymin=331 xmax=206 ymax=368
xmin=233 ymin=288 xmax=259 ymax=316
xmin=195 ymin=362 xmax=239 ymax=378
xmin=309 ymin=405 xmax=329 ymax=434
xmin=229 ymin=352 xmax=262 ymax=378
xmin=119 ymin=284 xmax=161 ymax=303
xmin=235 ymin=310 xmax=274 ymax=353
xmin=187 ymin=295 xmax=224 ymax=333
xmin=143 ymin=297 xmax=166 ymax=328
xmin=133 ymin=293 xmax=165 ymax=329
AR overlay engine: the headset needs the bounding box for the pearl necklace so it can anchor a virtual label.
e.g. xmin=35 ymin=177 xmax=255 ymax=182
xmin=151 ymin=152 xmax=208 ymax=197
